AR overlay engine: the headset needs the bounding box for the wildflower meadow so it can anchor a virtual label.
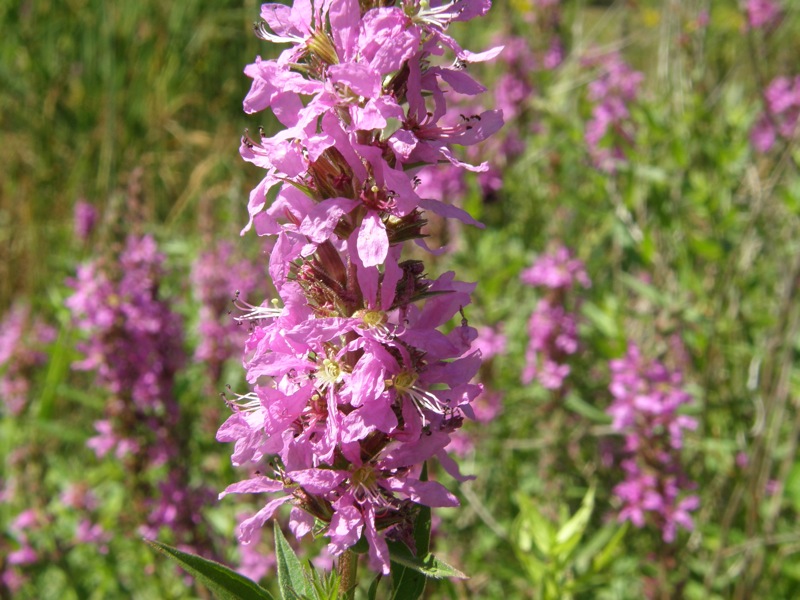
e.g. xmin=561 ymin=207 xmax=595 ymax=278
xmin=4 ymin=0 xmax=800 ymax=598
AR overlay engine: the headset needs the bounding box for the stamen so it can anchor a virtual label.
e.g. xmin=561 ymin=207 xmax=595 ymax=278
xmin=354 ymin=309 xmax=391 ymax=337
xmin=253 ymin=20 xmax=305 ymax=45
xmin=233 ymin=296 xmax=283 ymax=323
xmin=226 ymin=390 xmax=261 ymax=413
xmin=316 ymin=358 xmax=344 ymax=388
xmin=406 ymin=0 xmax=466 ymax=29
xmin=391 ymin=371 xmax=448 ymax=425
xmin=349 ymin=465 xmax=387 ymax=506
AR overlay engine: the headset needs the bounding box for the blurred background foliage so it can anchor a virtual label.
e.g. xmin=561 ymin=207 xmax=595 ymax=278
xmin=0 ymin=0 xmax=269 ymax=306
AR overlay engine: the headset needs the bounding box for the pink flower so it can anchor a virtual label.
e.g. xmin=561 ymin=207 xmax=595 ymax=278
xmin=607 ymin=345 xmax=698 ymax=542
xmin=192 ymin=242 xmax=263 ymax=380
xmin=75 ymin=520 xmax=111 ymax=553
xmin=751 ymin=75 xmax=800 ymax=153
xmin=10 ymin=510 xmax=40 ymax=532
xmin=220 ymin=0 xmax=501 ymax=572
xmin=0 ymin=304 xmax=55 ymax=416
xmin=8 ymin=546 xmax=38 ymax=566
xmin=235 ymin=520 xmax=276 ymax=582
xmin=73 ymin=200 xmax=97 ymax=241
xmin=583 ymin=51 xmax=643 ymax=171
xmin=521 ymin=247 xmax=589 ymax=391
xmin=745 ymin=0 xmax=782 ymax=30
xmin=521 ymin=246 xmax=591 ymax=290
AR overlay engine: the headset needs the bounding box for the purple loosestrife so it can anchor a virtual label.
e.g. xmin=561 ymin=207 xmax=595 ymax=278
xmin=191 ymin=241 xmax=263 ymax=382
xmin=520 ymin=246 xmax=590 ymax=391
xmin=1 ymin=510 xmax=42 ymax=594
xmin=73 ymin=200 xmax=98 ymax=242
xmin=235 ymin=519 xmax=278 ymax=583
xmin=219 ymin=0 xmax=502 ymax=575
xmin=446 ymin=325 xmax=505 ymax=457
xmin=751 ymin=75 xmax=800 ymax=153
xmin=583 ymin=51 xmax=643 ymax=172
xmin=745 ymin=0 xmax=782 ymax=30
xmin=415 ymin=33 xmax=538 ymax=209
xmin=607 ymin=344 xmax=699 ymax=543
xmin=524 ymin=0 xmax=564 ymax=70
xmin=67 ymin=234 xmax=216 ymax=553
xmin=0 ymin=304 xmax=56 ymax=416
xmin=471 ymin=34 xmax=537 ymax=200
xmin=67 ymin=234 xmax=184 ymax=461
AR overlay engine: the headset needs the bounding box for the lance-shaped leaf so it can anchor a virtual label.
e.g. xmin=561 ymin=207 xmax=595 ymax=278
xmin=390 ymin=463 xmax=431 ymax=600
xmin=274 ymin=524 xmax=314 ymax=599
xmin=145 ymin=539 xmax=274 ymax=600
xmin=386 ymin=541 xmax=467 ymax=581
xmin=554 ymin=486 xmax=596 ymax=561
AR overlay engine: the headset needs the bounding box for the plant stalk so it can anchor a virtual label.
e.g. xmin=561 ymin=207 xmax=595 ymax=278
xmin=337 ymin=549 xmax=358 ymax=600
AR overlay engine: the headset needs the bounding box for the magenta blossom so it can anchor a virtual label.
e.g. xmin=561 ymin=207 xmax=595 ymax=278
xmin=0 ymin=304 xmax=56 ymax=416
xmin=583 ymin=51 xmax=643 ymax=171
xmin=607 ymin=344 xmax=698 ymax=542
xmin=192 ymin=241 xmax=264 ymax=381
xmin=73 ymin=200 xmax=98 ymax=241
xmin=219 ymin=0 xmax=501 ymax=574
xmin=521 ymin=247 xmax=590 ymax=391
xmin=751 ymin=75 xmax=800 ymax=153
xmin=745 ymin=0 xmax=782 ymax=30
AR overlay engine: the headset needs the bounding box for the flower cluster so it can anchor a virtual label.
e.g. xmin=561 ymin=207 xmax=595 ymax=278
xmin=67 ymin=235 xmax=213 ymax=550
xmin=522 ymin=0 xmax=564 ymax=69
xmin=191 ymin=241 xmax=264 ymax=382
xmin=1 ymin=490 xmax=111 ymax=596
xmin=751 ymin=75 xmax=800 ymax=153
xmin=1 ymin=509 xmax=43 ymax=594
xmin=473 ymin=34 xmax=538 ymax=201
xmin=446 ymin=325 xmax=505 ymax=457
xmin=218 ymin=0 xmax=502 ymax=574
xmin=520 ymin=246 xmax=590 ymax=391
xmin=59 ymin=485 xmax=112 ymax=553
xmin=745 ymin=0 xmax=782 ymax=31
xmin=0 ymin=304 xmax=56 ymax=416
xmin=584 ymin=51 xmax=643 ymax=172
xmin=415 ymin=32 xmax=538 ymax=210
xmin=606 ymin=344 xmax=699 ymax=543
xmin=67 ymin=234 xmax=184 ymax=460
xmin=73 ymin=200 xmax=98 ymax=242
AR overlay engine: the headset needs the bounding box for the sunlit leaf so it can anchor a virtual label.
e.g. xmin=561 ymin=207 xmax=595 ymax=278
xmin=145 ymin=539 xmax=274 ymax=600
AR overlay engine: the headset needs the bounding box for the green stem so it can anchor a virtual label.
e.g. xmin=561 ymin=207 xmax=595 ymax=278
xmin=337 ymin=549 xmax=358 ymax=600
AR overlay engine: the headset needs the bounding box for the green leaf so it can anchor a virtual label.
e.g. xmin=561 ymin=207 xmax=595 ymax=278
xmin=307 ymin=566 xmax=340 ymax=600
xmin=351 ymin=536 xmax=370 ymax=554
xmin=564 ymin=393 xmax=612 ymax=424
xmin=618 ymin=272 xmax=666 ymax=306
xmin=688 ymin=236 xmax=723 ymax=261
xmin=391 ymin=542 xmax=427 ymax=600
xmin=274 ymin=523 xmax=314 ymax=600
xmin=581 ymin=302 xmax=619 ymax=340
xmin=554 ymin=487 xmax=595 ymax=561
xmin=387 ymin=541 xmax=467 ymax=581
xmin=390 ymin=463 xmax=431 ymax=600
xmin=592 ymin=522 xmax=628 ymax=573
xmin=573 ymin=523 xmax=619 ymax=575
xmin=414 ymin=463 xmax=432 ymax=555
xmin=144 ymin=539 xmax=274 ymax=600
xmin=513 ymin=493 xmax=554 ymax=556
xmin=368 ymin=575 xmax=382 ymax=600
xmin=634 ymin=164 xmax=668 ymax=184
xmin=37 ymin=325 xmax=73 ymax=420
xmin=785 ymin=463 xmax=800 ymax=514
